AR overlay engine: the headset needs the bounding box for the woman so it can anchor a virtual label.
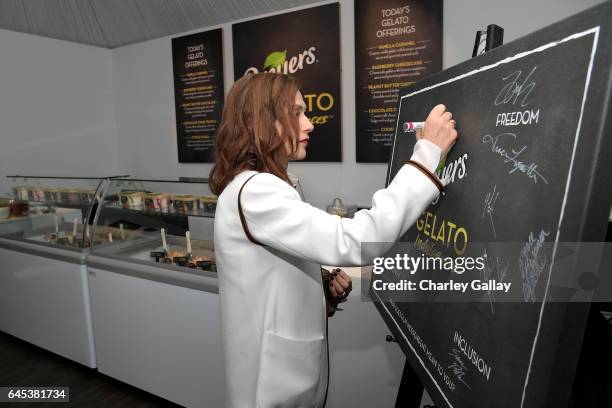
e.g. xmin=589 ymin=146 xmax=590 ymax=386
xmin=211 ymin=73 xmax=457 ymax=408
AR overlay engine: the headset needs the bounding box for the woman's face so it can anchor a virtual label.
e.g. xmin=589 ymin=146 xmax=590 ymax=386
xmin=285 ymin=91 xmax=314 ymax=161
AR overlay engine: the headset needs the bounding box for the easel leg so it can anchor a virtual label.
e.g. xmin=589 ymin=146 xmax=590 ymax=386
xmin=395 ymin=359 xmax=424 ymax=408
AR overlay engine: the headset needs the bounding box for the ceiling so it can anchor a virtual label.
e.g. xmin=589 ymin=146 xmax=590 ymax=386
xmin=0 ymin=0 xmax=320 ymax=48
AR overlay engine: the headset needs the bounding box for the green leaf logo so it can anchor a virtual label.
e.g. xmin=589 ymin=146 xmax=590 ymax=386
xmin=263 ymin=50 xmax=287 ymax=70
xmin=436 ymin=156 xmax=447 ymax=174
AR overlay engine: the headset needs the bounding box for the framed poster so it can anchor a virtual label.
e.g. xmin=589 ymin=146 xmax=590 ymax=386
xmin=233 ymin=3 xmax=341 ymax=162
xmin=172 ymin=28 xmax=225 ymax=163
xmin=355 ymin=0 xmax=442 ymax=162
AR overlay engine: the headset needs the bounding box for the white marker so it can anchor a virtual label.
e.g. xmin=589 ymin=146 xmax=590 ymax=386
xmin=161 ymin=228 xmax=168 ymax=252
xmin=403 ymin=121 xmax=425 ymax=132
xmin=186 ymin=231 xmax=192 ymax=256
xmin=73 ymin=218 xmax=78 ymax=236
xmin=54 ymin=216 xmax=59 ymax=234
xmin=85 ymin=224 xmax=90 ymax=239
xmin=108 ymin=232 xmax=113 ymax=243
xmin=119 ymin=223 xmax=125 ymax=240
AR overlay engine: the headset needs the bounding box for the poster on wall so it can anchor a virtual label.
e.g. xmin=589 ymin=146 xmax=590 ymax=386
xmin=172 ymin=28 xmax=224 ymax=163
xmin=355 ymin=0 xmax=442 ymax=162
xmin=232 ymin=3 xmax=341 ymax=162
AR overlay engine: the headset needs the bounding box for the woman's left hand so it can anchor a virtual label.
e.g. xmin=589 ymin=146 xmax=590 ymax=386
xmin=328 ymin=268 xmax=352 ymax=301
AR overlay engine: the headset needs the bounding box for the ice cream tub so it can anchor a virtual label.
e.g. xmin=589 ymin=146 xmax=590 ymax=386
xmin=199 ymin=195 xmax=218 ymax=213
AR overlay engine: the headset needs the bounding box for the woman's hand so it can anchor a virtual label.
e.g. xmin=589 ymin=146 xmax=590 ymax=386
xmin=416 ymin=104 xmax=458 ymax=158
xmin=328 ymin=268 xmax=352 ymax=301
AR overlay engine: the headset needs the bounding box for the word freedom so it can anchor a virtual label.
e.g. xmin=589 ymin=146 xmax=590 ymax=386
xmin=495 ymin=109 xmax=540 ymax=127
xmin=372 ymin=279 xmax=511 ymax=293
xmin=373 ymin=253 xmax=485 ymax=275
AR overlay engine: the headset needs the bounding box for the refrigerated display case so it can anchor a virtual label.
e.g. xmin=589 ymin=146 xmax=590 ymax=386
xmin=86 ymin=178 xmax=223 ymax=408
xmin=0 ymin=175 xmax=103 ymax=240
xmin=88 ymin=178 xmax=218 ymax=281
xmin=0 ymin=175 xmax=126 ymax=368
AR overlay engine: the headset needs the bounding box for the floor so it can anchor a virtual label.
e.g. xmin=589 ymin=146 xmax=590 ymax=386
xmin=0 ymin=331 xmax=181 ymax=408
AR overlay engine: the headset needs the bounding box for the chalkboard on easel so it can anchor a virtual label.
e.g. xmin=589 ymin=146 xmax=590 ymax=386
xmin=373 ymin=2 xmax=612 ymax=408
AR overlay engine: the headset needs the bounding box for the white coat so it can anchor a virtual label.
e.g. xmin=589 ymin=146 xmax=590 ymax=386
xmin=214 ymin=139 xmax=442 ymax=408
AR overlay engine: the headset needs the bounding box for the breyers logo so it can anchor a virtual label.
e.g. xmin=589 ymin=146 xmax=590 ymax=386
xmin=431 ymin=153 xmax=468 ymax=205
xmin=244 ymin=46 xmax=317 ymax=75
xmin=437 ymin=153 xmax=468 ymax=185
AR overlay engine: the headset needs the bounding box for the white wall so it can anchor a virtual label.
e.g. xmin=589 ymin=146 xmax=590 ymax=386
xmin=443 ymin=0 xmax=606 ymax=66
xmin=0 ymin=0 xmax=604 ymax=202
xmin=0 ymin=29 xmax=117 ymax=183
xmin=111 ymin=0 xmax=605 ymax=208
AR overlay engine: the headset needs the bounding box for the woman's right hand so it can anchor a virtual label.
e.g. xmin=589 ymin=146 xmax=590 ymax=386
xmin=416 ymin=104 xmax=458 ymax=158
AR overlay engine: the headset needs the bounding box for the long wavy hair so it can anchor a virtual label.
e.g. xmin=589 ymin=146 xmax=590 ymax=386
xmin=209 ymin=73 xmax=301 ymax=195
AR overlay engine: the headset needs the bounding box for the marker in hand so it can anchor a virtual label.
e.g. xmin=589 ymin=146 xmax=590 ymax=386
xmin=404 ymin=119 xmax=449 ymax=173
xmin=403 ymin=121 xmax=425 ymax=133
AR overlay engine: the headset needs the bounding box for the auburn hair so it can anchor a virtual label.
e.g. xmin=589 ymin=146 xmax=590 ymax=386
xmin=209 ymin=73 xmax=301 ymax=195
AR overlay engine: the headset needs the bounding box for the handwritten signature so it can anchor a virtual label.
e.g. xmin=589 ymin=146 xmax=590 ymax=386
xmin=481 ymin=249 xmax=510 ymax=314
xmin=494 ymin=66 xmax=538 ymax=107
xmin=482 ymin=133 xmax=549 ymax=185
xmin=519 ymin=230 xmax=550 ymax=302
xmin=482 ymin=185 xmax=499 ymax=238
xmin=448 ymin=348 xmax=471 ymax=389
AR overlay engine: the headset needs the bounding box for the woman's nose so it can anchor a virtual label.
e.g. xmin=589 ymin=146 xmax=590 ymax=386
xmin=304 ymin=117 xmax=314 ymax=132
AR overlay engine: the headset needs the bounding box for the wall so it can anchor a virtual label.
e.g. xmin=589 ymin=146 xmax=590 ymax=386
xmin=442 ymin=0 xmax=606 ymax=67
xmin=111 ymin=0 xmax=605 ymax=208
xmin=0 ymin=29 xmax=117 ymax=183
xmin=0 ymin=0 xmax=604 ymax=202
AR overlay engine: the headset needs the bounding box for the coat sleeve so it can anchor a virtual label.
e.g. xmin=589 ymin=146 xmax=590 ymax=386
xmin=240 ymin=139 xmax=442 ymax=266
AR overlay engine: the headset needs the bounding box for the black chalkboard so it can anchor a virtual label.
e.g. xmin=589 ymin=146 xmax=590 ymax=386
xmin=373 ymin=3 xmax=612 ymax=407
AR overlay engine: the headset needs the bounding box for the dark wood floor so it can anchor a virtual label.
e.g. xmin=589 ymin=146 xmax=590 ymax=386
xmin=0 ymin=331 xmax=182 ymax=407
